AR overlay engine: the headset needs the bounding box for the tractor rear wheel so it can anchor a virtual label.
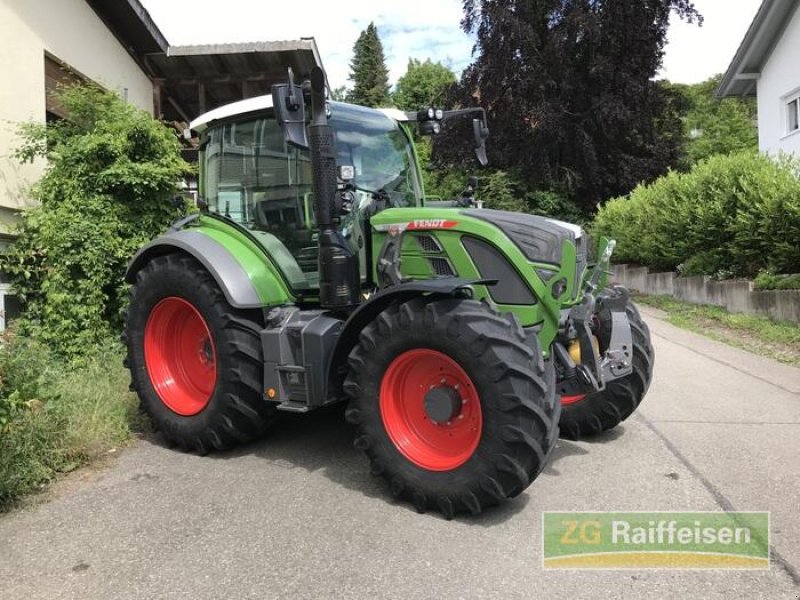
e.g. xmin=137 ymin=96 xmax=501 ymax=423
xmin=124 ymin=254 xmax=276 ymax=452
xmin=344 ymin=297 xmax=559 ymax=518
xmin=559 ymin=289 xmax=654 ymax=440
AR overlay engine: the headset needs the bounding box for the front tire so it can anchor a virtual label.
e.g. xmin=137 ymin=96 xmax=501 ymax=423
xmin=559 ymin=289 xmax=655 ymax=440
xmin=344 ymin=297 xmax=559 ymax=518
xmin=124 ymin=254 xmax=276 ymax=452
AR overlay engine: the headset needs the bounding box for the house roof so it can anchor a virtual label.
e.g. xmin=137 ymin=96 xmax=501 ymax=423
xmin=85 ymin=0 xmax=168 ymax=55
xmin=145 ymin=40 xmax=325 ymax=122
xmin=718 ymin=0 xmax=800 ymax=97
xmin=84 ymin=0 xmax=324 ymax=122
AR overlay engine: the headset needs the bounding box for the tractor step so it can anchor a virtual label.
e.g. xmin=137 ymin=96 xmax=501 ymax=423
xmin=262 ymin=308 xmax=344 ymax=410
xmin=276 ymin=401 xmax=312 ymax=413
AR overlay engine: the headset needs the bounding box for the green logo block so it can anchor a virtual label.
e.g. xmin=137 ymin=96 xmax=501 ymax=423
xmin=542 ymin=512 xmax=769 ymax=569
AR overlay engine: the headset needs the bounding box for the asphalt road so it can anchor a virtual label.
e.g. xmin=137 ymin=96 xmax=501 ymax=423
xmin=1 ymin=306 xmax=799 ymax=599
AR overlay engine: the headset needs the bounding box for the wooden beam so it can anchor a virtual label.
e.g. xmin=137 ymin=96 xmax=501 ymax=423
xmin=152 ymin=81 xmax=162 ymax=118
xmin=198 ymin=82 xmax=206 ymax=114
xmin=158 ymin=72 xmax=284 ymax=87
xmin=165 ymin=94 xmax=192 ymax=124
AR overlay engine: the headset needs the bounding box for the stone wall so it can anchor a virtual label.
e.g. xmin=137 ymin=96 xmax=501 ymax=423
xmin=612 ymin=264 xmax=800 ymax=324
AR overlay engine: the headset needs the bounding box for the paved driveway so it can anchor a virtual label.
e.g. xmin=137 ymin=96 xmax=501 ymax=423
xmin=1 ymin=307 xmax=799 ymax=599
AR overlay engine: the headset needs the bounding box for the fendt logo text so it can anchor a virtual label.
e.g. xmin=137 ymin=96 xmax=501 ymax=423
xmin=407 ymin=220 xmax=458 ymax=230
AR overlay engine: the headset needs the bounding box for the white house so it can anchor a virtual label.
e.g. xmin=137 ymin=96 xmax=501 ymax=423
xmin=718 ymin=0 xmax=800 ymax=155
xmin=0 ymin=0 xmax=323 ymax=330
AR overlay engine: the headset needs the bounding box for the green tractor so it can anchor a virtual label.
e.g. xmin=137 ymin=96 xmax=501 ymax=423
xmin=124 ymin=67 xmax=654 ymax=517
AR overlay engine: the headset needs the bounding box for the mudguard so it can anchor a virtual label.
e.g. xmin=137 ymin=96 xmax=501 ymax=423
xmin=125 ymin=227 xmax=293 ymax=310
xmin=327 ymin=278 xmax=495 ymax=391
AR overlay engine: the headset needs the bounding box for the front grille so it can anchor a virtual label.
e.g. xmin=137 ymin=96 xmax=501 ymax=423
xmin=462 ymin=236 xmax=536 ymax=305
xmin=428 ymin=257 xmax=455 ymax=277
xmin=416 ymin=234 xmax=443 ymax=253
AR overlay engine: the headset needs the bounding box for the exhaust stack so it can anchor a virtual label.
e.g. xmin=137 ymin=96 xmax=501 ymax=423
xmin=307 ymin=67 xmax=360 ymax=309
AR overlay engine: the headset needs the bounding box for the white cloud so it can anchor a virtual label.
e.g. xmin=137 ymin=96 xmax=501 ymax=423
xmin=139 ymin=0 xmax=762 ymax=91
xmin=138 ymin=0 xmax=474 ymax=89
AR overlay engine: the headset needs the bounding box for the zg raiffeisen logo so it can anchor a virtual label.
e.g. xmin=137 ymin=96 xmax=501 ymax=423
xmin=542 ymin=512 xmax=769 ymax=569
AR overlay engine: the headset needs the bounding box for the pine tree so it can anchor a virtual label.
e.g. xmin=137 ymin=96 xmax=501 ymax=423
xmin=347 ymin=23 xmax=391 ymax=107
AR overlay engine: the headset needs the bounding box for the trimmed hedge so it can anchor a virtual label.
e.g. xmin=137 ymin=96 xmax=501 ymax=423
xmin=593 ymin=152 xmax=800 ymax=277
xmin=754 ymin=272 xmax=800 ymax=290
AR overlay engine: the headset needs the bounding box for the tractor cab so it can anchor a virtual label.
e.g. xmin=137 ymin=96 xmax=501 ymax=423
xmin=191 ymin=98 xmax=423 ymax=292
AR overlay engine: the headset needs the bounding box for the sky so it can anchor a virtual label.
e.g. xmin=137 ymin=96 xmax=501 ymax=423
xmin=138 ymin=0 xmax=764 ymax=89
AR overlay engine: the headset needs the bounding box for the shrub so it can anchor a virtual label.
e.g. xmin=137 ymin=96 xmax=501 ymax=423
xmin=1 ymin=84 xmax=190 ymax=358
xmin=527 ymin=189 xmax=587 ymax=225
xmin=0 ymin=328 xmax=137 ymax=509
xmin=594 ymin=152 xmax=800 ymax=277
xmin=479 ymin=170 xmax=528 ymax=213
xmin=754 ymin=272 xmax=800 ymax=290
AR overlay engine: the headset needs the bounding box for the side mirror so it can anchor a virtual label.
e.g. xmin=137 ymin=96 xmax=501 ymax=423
xmin=271 ymin=69 xmax=308 ymax=149
xmin=472 ymin=118 xmax=489 ymax=167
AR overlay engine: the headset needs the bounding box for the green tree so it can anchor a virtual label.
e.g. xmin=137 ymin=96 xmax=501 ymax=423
xmin=2 ymin=85 xmax=189 ymax=357
xmin=347 ymin=22 xmax=391 ymax=107
xmin=439 ymin=0 xmax=701 ymax=214
xmin=393 ymin=58 xmax=456 ymax=111
xmin=330 ymin=85 xmax=348 ymax=102
xmin=674 ymin=75 xmax=758 ymax=165
xmin=479 ymin=171 xmax=528 ymax=212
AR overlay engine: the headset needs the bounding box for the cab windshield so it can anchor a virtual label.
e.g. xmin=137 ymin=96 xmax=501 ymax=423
xmin=199 ymin=102 xmax=421 ymax=292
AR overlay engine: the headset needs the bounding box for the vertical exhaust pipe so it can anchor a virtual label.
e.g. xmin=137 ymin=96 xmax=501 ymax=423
xmin=307 ymin=67 xmax=360 ymax=309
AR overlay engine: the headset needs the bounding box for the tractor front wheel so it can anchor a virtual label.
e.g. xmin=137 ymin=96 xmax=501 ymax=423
xmin=344 ymin=297 xmax=559 ymax=518
xmin=124 ymin=254 xmax=276 ymax=452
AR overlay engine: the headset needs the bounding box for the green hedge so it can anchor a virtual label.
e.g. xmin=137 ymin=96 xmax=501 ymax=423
xmin=593 ymin=152 xmax=800 ymax=277
xmin=754 ymin=272 xmax=800 ymax=290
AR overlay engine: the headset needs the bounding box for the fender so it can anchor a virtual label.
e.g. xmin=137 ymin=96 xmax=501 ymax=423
xmin=327 ymin=278 xmax=495 ymax=394
xmin=125 ymin=229 xmax=293 ymax=309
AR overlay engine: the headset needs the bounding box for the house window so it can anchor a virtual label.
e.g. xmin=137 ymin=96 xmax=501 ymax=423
xmin=0 ymin=283 xmax=21 ymax=332
xmin=44 ymin=53 xmax=86 ymax=119
xmin=0 ymin=242 xmax=21 ymax=331
xmin=787 ymin=96 xmax=800 ymax=134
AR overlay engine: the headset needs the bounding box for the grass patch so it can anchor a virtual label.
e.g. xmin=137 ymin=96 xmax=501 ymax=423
xmin=0 ymin=331 xmax=138 ymax=511
xmin=635 ymin=295 xmax=800 ymax=366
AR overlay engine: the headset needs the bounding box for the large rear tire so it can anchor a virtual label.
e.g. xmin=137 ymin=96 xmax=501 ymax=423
xmin=344 ymin=297 xmax=559 ymax=518
xmin=559 ymin=289 xmax=654 ymax=440
xmin=124 ymin=254 xmax=276 ymax=452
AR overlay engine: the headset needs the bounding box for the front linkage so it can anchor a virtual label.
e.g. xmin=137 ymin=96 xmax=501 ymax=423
xmin=553 ymin=240 xmax=655 ymax=439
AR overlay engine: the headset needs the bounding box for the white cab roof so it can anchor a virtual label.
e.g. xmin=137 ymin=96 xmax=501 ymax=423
xmin=190 ymin=95 xmax=275 ymax=132
xmin=190 ymin=96 xmax=409 ymax=133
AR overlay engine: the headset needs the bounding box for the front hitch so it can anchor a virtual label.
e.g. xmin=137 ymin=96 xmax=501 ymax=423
xmin=555 ymin=286 xmax=634 ymax=396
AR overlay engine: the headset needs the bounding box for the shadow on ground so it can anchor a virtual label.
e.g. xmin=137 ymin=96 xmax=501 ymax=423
xmin=145 ymin=408 xmax=625 ymax=523
xmin=543 ymin=425 xmax=625 ymax=476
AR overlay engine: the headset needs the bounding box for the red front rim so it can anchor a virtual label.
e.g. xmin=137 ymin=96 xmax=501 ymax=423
xmin=144 ymin=297 xmax=217 ymax=416
xmin=561 ymin=394 xmax=586 ymax=406
xmin=380 ymin=349 xmax=482 ymax=471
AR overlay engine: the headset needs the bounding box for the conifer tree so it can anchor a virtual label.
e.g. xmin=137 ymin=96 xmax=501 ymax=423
xmin=347 ymin=22 xmax=391 ymax=107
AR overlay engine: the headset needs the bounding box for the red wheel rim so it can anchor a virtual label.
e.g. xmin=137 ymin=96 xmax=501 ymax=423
xmin=144 ymin=297 xmax=217 ymax=416
xmin=561 ymin=394 xmax=586 ymax=406
xmin=380 ymin=349 xmax=482 ymax=471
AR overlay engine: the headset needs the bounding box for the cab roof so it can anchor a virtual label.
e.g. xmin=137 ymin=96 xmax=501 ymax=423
xmin=189 ymin=95 xmax=409 ymax=132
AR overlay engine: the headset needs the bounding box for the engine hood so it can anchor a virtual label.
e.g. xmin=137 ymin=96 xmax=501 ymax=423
xmin=461 ymin=209 xmax=584 ymax=266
